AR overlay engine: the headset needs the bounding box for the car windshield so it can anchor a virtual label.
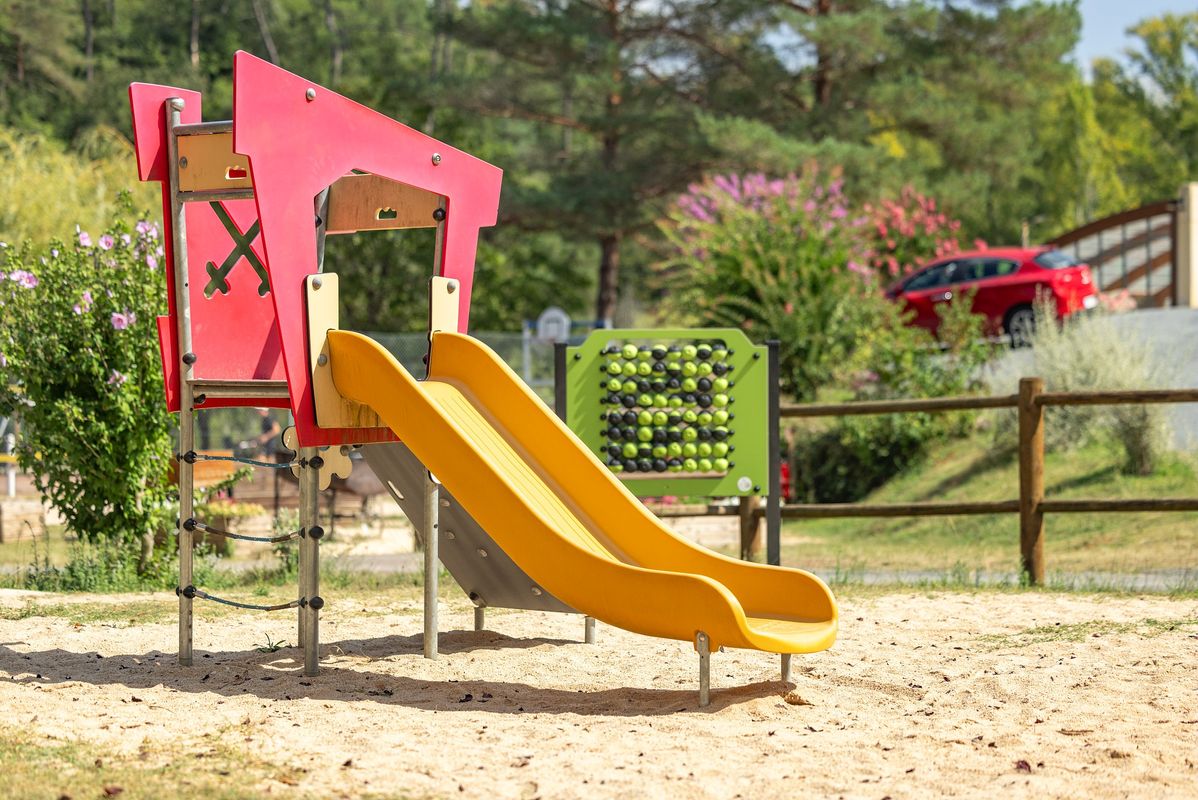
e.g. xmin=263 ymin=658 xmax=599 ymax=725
xmin=1034 ymin=250 xmax=1078 ymax=269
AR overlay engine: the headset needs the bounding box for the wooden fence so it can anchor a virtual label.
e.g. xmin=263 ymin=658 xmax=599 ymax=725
xmin=772 ymin=378 xmax=1198 ymax=584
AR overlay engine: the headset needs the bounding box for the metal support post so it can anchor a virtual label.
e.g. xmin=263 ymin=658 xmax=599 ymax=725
xmin=696 ymin=631 xmax=711 ymax=707
xmin=4 ymin=432 xmax=15 ymax=498
xmin=780 ymin=653 xmax=792 ymax=683
xmin=553 ymin=342 xmax=568 ymax=420
xmin=473 ymin=606 xmax=485 ymax=632
xmin=584 ymin=615 xmax=597 ymax=644
xmin=423 ymin=471 xmax=439 ymax=659
xmin=766 ymin=340 xmax=782 ymax=567
xmin=166 ymin=97 xmax=196 ymax=667
xmin=298 ymin=447 xmax=321 ymax=676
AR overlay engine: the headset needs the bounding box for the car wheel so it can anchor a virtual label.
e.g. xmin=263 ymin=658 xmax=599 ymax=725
xmin=1004 ymin=306 xmax=1035 ymax=348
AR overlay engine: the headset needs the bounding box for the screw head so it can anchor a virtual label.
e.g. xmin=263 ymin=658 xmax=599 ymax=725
xmin=312 ymin=276 xmax=322 ymax=290
xmin=317 ymin=353 xmax=328 ymax=367
xmin=446 ymin=279 xmax=458 ymax=294
xmin=179 ymin=156 xmax=188 ymax=169
xmin=305 ymin=87 xmax=317 ymax=101
xmin=431 ymin=153 xmax=442 ymax=165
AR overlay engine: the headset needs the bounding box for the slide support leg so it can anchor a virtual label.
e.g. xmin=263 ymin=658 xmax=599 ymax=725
xmin=474 ymin=606 xmax=485 ymax=632
xmin=584 ymin=616 xmax=597 ymax=644
xmin=696 ymin=631 xmax=711 ymax=708
xmin=781 ymin=653 xmax=792 ymax=683
xmin=299 ymin=447 xmax=321 ymax=677
xmin=423 ymin=471 xmax=439 ymax=660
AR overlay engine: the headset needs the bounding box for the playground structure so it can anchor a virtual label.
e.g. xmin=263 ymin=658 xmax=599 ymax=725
xmin=130 ymin=51 xmax=837 ymax=706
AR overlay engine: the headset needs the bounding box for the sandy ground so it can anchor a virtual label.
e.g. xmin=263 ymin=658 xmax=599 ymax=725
xmin=1 ymin=589 xmax=1196 ymax=799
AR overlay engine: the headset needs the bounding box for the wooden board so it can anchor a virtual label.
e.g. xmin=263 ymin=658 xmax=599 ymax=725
xmin=325 ymin=173 xmax=441 ymax=233
xmin=177 ymin=132 xmax=253 ymax=192
xmin=306 ymin=273 xmax=384 ymax=430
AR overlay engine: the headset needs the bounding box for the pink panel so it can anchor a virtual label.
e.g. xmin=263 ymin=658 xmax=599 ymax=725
xmin=183 ymin=199 xmax=285 ymax=384
xmin=129 ymin=82 xmax=288 ymax=411
xmin=231 ymin=51 xmax=503 ymax=447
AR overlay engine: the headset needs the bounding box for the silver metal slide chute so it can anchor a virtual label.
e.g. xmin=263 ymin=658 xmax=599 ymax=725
xmin=361 ymin=442 xmax=576 ymax=615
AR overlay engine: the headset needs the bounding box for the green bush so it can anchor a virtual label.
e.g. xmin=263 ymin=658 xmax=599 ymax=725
xmin=793 ymin=296 xmax=995 ymax=502
xmin=1000 ymin=303 xmax=1176 ymax=475
xmin=0 ymin=197 xmax=173 ymax=571
xmin=656 ymin=171 xmax=876 ymax=401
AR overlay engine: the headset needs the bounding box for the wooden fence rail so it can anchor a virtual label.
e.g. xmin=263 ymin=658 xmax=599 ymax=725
xmin=768 ymin=378 xmax=1198 ymax=584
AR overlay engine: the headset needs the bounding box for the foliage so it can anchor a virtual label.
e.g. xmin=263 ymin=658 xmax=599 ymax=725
xmin=1012 ymin=302 xmax=1176 ymax=475
xmin=657 ymin=170 xmax=875 ymax=401
xmin=0 ymin=125 xmax=157 ymax=245
xmin=0 ymin=198 xmax=172 ymax=564
xmin=862 ymin=186 xmax=969 ymax=283
xmin=793 ymin=296 xmax=995 ymax=503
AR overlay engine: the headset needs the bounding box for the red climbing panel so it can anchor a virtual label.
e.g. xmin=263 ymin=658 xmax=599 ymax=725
xmin=231 ymin=51 xmax=503 ymax=447
xmin=129 ymin=82 xmax=288 ymax=412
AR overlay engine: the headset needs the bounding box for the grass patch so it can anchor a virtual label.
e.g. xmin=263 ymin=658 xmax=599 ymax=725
xmin=977 ymin=615 xmax=1198 ymax=649
xmin=0 ymin=726 xmax=291 ymax=800
xmin=771 ymin=436 xmax=1198 ymax=585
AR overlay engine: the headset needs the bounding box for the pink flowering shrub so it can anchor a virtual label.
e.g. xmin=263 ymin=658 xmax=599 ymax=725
xmin=659 ymin=170 xmax=877 ymax=399
xmin=0 ymin=196 xmax=172 ymax=561
xmin=863 ymin=186 xmax=970 ymax=284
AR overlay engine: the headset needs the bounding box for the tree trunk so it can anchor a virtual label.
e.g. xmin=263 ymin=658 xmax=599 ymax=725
xmin=324 ymin=0 xmax=343 ymax=87
xmin=251 ymin=0 xmax=281 ymax=64
xmin=190 ymin=0 xmax=201 ymax=70
xmin=139 ymin=528 xmax=155 ymax=574
xmin=82 ymin=0 xmax=95 ymax=83
xmin=594 ymin=0 xmax=623 ymax=326
xmin=595 ymin=234 xmax=620 ymax=325
xmin=813 ymin=0 xmax=832 ymax=107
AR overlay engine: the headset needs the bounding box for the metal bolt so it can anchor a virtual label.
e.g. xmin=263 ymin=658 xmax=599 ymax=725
xmin=317 ymin=354 xmax=328 ymax=367
xmin=305 ymin=88 xmax=317 ymax=101
xmin=531 ymin=586 xmax=543 ymax=596
xmin=477 ymin=548 xmax=488 ymax=558
xmin=431 ymin=153 xmax=442 ymax=165
xmin=432 ymin=207 xmax=446 ymax=222
xmin=445 ymin=530 xmax=456 ymax=540
xmin=312 ymin=276 xmax=322 ymax=290
xmin=446 ymin=279 xmax=458 ymax=294
xmin=179 ymin=156 xmax=189 ymax=169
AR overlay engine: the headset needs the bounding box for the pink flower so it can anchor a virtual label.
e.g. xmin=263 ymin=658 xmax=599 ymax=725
xmin=135 ymin=221 xmax=158 ymax=240
xmin=0 ymin=353 xmax=6 ymax=368
xmin=830 ymin=205 xmax=847 ymax=219
xmin=98 ymin=234 xmax=114 ymax=251
xmin=78 ymin=231 xmax=92 ymax=247
xmin=110 ymin=312 xmax=130 ymax=330
xmin=145 ymin=254 xmax=158 ymax=270
xmin=107 ymin=370 xmax=127 ymax=386
xmin=121 ymin=234 xmax=132 ymax=246
xmin=9 ymin=270 xmax=37 ymax=288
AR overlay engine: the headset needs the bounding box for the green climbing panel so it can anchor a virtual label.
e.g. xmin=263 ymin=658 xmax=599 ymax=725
xmin=563 ymin=328 xmax=769 ymax=497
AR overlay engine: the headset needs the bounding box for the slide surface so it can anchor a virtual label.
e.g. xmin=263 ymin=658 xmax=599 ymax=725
xmin=328 ymin=330 xmax=837 ymax=654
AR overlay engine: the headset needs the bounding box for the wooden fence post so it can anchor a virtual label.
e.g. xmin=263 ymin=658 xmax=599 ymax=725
xmin=738 ymin=495 xmax=761 ymax=561
xmin=1018 ymin=377 xmax=1045 ymax=585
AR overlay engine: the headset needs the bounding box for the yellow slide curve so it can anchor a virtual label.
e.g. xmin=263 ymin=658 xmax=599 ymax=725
xmin=328 ymin=330 xmax=837 ymax=655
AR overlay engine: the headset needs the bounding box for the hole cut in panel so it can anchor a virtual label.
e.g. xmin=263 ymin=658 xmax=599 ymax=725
xmin=324 ymin=171 xmax=442 ymax=234
xmin=225 ymin=166 xmax=248 ymax=180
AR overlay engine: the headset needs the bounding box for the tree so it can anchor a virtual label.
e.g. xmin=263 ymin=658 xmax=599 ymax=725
xmin=442 ymin=1 xmax=779 ymax=325
xmin=1091 ymin=12 xmax=1198 ymax=201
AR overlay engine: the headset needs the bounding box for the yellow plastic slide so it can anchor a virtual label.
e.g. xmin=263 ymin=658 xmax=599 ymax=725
xmin=328 ymin=330 xmax=837 ymax=655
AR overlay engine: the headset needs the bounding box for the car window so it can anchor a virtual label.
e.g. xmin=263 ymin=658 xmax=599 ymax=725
xmin=905 ymin=262 xmax=954 ymax=291
xmin=1033 ymin=250 xmax=1077 ymax=269
xmin=981 ymin=258 xmax=1019 ymax=278
xmin=953 ymin=259 xmax=986 ymax=283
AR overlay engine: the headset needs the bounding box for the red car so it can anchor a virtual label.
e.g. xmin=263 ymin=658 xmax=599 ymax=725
xmin=884 ymin=246 xmax=1098 ymax=345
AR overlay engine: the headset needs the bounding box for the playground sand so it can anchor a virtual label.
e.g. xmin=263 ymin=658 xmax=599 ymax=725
xmin=1 ymin=589 xmax=1195 ymax=799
